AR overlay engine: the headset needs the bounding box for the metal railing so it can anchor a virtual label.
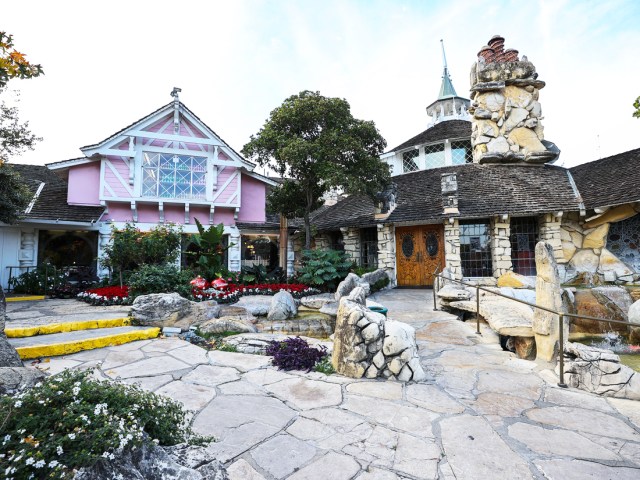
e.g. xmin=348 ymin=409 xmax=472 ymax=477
xmin=4 ymin=264 xmax=58 ymax=296
xmin=431 ymin=267 xmax=638 ymax=389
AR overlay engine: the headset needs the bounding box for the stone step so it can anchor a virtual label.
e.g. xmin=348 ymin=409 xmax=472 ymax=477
xmin=5 ymin=317 xmax=132 ymax=338
xmin=449 ymin=298 xmax=534 ymax=337
xmin=8 ymin=326 xmax=160 ymax=359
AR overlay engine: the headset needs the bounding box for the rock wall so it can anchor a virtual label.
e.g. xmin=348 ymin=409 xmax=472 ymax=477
xmin=376 ymin=224 xmax=396 ymax=284
xmin=469 ymin=35 xmax=558 ymax=165
xmin=491 ymin=216 xmax=512 ymax=276
xmin=444 ymin=219 xmax=462 ymax=279
xmin=340 ymin=227 xmax=361 ymax=264
xmin=561 ymin=208 xmax=640 ymax=284
xmin=332 ymin=287 xmax=426 ymax=382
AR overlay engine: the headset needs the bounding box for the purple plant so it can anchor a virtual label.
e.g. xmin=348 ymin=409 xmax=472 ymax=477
xmin=265 ymin=337 xmax=328 ymax=372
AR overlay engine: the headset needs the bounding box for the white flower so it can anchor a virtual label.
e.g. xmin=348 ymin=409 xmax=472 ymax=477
xmin=48 ymin=460 xmax=59 ymax=468
xmin=56 ymin=446 xmax=63 ymax=456
xmin=68 ymin=433 xmax=76 ymax=440
xmin=14 ymin=400 xmax=22 ymax=408
xmin=34 ymin=460 xmax=45 ymax=469
xmin=3 ymin=435 xmax=10 ymax=442
xmin=25 ymin=457 xmax=34 ymax=466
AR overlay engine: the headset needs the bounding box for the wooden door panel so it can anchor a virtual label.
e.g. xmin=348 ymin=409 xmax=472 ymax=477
xmin=396 ymin=228 xmax=421 ymax=286
xmin=396 ymin=225 xmax=444 ymax=287
xmin=420 ymin=226 xmax=444 ymax=286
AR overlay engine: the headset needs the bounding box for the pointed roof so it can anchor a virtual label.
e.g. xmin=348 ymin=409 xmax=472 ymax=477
xmin=437 ymin=40 xmax=458 ymax=99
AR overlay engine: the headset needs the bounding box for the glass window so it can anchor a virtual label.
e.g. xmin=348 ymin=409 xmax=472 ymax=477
xmin=451 ymin=140 xmax=473 ymax=165
xmin=402 ymin=150 xmax=419 ymax=173
xmin=424 ymin=142 xmax=446 ymax=169
xmin=460 ymin=220 xmax=493 ymax=277
xmin=360 ymin=228 xmax=378 ymax=269
xmin=241 ymin=235 xmax=279 ymax=269
xmin=510 ymin=217 xmax=538 ymax=276
xmin=142 ymin=152 xmax=207 ymax=200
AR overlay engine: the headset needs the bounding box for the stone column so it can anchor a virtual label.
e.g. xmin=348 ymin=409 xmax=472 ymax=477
xmin=97 ymin=224 xmax=112 ymax=279
xmin=228 ymin=228 xmax=241 ymax=272
xmin=18 ymin=228 xmax=36 ymax=269
xmin=287 ymin=237 xmax=295 ymax=277
xmin=491 ymin=216 xmax=512 ymax=277
xmin=539 ymin=213 xmax=564 ymax=263
xmin=377 ymin=224 xmax=396 ymax=286
xmin=444 ymin=219 xmax=462 ymax=279
xmin=314 ymin=234 xmax=331 ymax=250
xmin=533 ymin=241 xmax=569 ymax=361
xmin=340 ymin=227 xmax=361 ymax=265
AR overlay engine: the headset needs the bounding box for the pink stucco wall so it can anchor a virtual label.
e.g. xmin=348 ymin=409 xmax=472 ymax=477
xmin=67 ymin=162 xmax=101 ymax=205
xmin=238 ymin=174 xmax=266 ymax=222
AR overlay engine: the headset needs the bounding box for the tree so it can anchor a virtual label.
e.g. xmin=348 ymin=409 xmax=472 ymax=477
xmin=242 ymin=90 xmax=390 ymax=249
xmin=0 ymin=31 xmax=43 ymax=224
xmin=634 ymin=95 xmax=640 ymax=119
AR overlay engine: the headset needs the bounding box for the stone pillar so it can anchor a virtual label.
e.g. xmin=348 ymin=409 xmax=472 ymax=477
xmin=97 ymin=224 xmax=112 ymax=279
xmin=287 ymin=237 xmax=295 ymax=277
xmin=377 ymin=224 xmax=396 ymax=285
xmin=539 ymin=213 xmax=564 ymax=263
xmin=533 ymin=241 xmax=568 ymax=361
xmin=491 ymin=216 xmax=512 ymax=277
xmin=292 ymin=234 xmax=305 ymax=272
xmin=340 ymin=227 xmax=361 ymax=265
xmin=444 ymin=219 xmax=462 ymax=279
xmin=314 ymin=234 xmax=331 ymax=251
xmin=228 ymin=227 xmax=241 ymax=272
xmin=18 ymin=228 xmax=36 ymax=269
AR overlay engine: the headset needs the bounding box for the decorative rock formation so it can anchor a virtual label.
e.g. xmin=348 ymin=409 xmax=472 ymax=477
xmin=332 ymin=287 xmax=426 ymax=382
xmin=570 ymin=287 xmax=633 ymax=335
xmin=0 ymin=367 xmax=46 ymax=395
xmin=533 ymin=241 xmax=568 ymax=361
xmin=628 ymin=299 xmax=640 ymax=344
xmin=334 ymin=268 xmax=391 ymax=301
xmin=223 ymin=333 xmax=332 ymax=355
xmin=267 ymin=291 xmax=298 ymax=321
xmin=497 ymin=271 xmax=536 ymax=289
xmin=560 ymin=342 xmax=640 ymax=400
xmin=469 ymin=35 xmax=559 ymax=164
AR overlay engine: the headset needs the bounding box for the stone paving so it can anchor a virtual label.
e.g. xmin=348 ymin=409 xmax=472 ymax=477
xmin=33 ymin=290 xmax=640 ymax=479
xmin=5 ymin=298 xmax=129 ymax=328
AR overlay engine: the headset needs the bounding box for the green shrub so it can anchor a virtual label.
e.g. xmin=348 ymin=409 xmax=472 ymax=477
xmin=185 ymin=220 xmax=231 ymax=281
xmin=0 ymin=369 xmax=198 ymax=479
xmin=370 ymin=276 xmax=390 ymax=293
xmin=352 ymin=265 xmax=376 ymax=277
xmin=313 ymin=357 xmax=335 ymax=375
xmin=8 ymin=265 xmax=66 ymax=294
xmin=297 ymin=249 xmax=352 ymax=291
xmin=128 ymin=264 xmax=194 ymax=300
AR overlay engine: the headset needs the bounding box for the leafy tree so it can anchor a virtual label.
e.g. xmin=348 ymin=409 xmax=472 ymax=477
xmin=0 ymin=31 xmax=43 ymax=224
xmin=242 ymin=90 xmax=390 ymax=249
xmin=634 ymin=95 xmax=640 ymax=119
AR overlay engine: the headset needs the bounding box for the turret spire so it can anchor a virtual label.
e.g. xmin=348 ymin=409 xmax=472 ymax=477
xmin=438 ymin=39 xmax=458 ymax=99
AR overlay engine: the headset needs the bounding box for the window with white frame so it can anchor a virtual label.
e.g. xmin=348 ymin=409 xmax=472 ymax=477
xmin=424 ymin=142 xmax=446 ymax=169
xmin=451 ymin=140 xmax=473 ymax=165
xmin=142 ymin=152 xmax=207 ymax=199
xmin=402 ymin=150 xmax=419 ymax=173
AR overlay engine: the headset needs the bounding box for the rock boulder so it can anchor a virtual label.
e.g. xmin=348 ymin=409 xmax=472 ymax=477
xmin=0 ymin=367 xmax=46 ymax=395
xmin=267 ymin=291 xmax=298 ymax=321
xmin=132 ymin=293 xmax=210 ymax=329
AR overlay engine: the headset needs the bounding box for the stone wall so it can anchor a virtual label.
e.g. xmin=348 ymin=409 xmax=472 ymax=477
xmin=491 ymin=216 xmax=512 ymax=276
xmin=539 ymin=213 xmax=564 ymax=266
xmin=469 ymin=35 xmax=558 ymax=165
xmin=444 ymin=219 xmax=462 ymax=279
xmin=560 ymin=207 xmax=639 ymax=283
xmin=340 ymin=227 xmax=361 ymax=264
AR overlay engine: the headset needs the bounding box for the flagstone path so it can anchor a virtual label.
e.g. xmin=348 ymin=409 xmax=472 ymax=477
xmin=35 ymin=290 xmax=640 ymax=479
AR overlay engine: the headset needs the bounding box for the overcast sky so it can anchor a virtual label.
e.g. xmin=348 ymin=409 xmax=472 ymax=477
xmin=4 ymin=0 xmax=639 ymax=169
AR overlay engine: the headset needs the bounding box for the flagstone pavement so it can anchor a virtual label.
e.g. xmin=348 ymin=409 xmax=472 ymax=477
xmin=37 ymin=290 xmax=640 ymax=480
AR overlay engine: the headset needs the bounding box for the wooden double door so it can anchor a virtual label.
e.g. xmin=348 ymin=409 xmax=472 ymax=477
xmin=395 ymin=225 xmax=445 ymax=287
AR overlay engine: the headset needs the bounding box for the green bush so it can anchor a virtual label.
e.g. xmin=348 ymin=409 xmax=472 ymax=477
xmin=297 ymin=249 xmax=352 ymax=291
xmin=128 ymin=264 xmax=194 ymax=300
xmin=0 ymin=369 xmax=198 ymax=479
xmin=352 ymin=265 xmax=376 ymax=277
xmin=185 ymin=220 xmax=231 ymax=281
xmin=8 ymin=265 xmax=66 ymax=294
xmin=370 ymin=276 xmax=390 ymax=293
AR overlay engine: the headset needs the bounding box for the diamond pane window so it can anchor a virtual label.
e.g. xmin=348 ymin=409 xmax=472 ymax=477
xmin=424 ymin=142 xmax=445 ymax=169
xmin=460 ymin=220 xmax=493 ymax=277
xmin=402 ymin=150 xmax=419 ymax=173
xmin=510 ymin=217 xmax=539 ymax=276
xmin=142 ymin=153 xmax=207 ymax=200
xmin=451 ymin=140 xmax=473 ymax=165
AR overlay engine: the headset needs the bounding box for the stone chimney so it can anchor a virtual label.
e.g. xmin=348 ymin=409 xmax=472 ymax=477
xmin=469 ymin=35 xmax=559 ymax=164
xmin=441 ymin=173 xmax=459 ymax=216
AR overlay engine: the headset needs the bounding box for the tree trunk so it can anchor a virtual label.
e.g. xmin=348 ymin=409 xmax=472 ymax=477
xmin=304 ymin=212 xmax=312 ymax=250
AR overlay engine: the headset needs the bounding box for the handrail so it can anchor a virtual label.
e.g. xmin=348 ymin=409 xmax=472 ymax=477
xmin=433 ymin=272 xmax=638 ymax=389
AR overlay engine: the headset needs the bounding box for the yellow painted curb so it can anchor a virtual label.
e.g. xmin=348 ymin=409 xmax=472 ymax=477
xmin=15 ymin=328 xmax=161 ymax=360
xmin=5 ymin=317 xmax=132 ymax=338
xmin=6 ymin=295 xmax=46 ymax=302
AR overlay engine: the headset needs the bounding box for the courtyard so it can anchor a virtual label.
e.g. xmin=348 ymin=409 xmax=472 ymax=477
xmin=7 ymin=289 xmax=640 ymax=480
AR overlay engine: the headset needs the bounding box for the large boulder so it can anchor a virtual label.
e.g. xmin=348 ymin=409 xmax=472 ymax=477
xmin=497 ymin=271 xmax=536 ymax=288
xmin=234 ymin=295 xmax=272 ymax=316
xmin=223 ymin=333 xmax=332 ymax=355
xmin=0 ymin=367 xmax=46 ymax=395
xmin=560 ymin=342 xmax=640 ymax=400
xmin=198 ymin=317 xmax=257 ymax=335
xmin=572 ymin=287 xmax=633 ymax=335
xmin=132 ymin=293 xmax=209 ymax=329
xmin=335 ymin=273 xmax=365 ymax=301
xmin=267 ymin=291 xmax=297 ymax=321
xmin=75 ymin=441 xmax=228 ymax=479
xmin=360 ymin=268 xmax=390 ymax=287
xmin=300 ymin=293 xmax=335 ymax=310
xmin=628 ymin=299 xmax=640 ymax=344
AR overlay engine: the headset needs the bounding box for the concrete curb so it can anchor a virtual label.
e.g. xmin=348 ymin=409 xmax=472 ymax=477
xmin=15 ymin=327 xmax=160 ymax=359
xmin=5 ymin=317 xmax=132 ymax=338
xmin=5 ymin=295 xmax=46 ymax=302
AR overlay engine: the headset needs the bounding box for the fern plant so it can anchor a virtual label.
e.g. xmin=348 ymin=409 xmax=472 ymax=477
xmin=186 ymin=219 xmax=231 ymax=280
xmin=297 ymin=249 xmax=352 ymax=291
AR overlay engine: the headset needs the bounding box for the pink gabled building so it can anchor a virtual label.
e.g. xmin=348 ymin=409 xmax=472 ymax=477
xmin=1 ymin=90 xmax=286 ymax=288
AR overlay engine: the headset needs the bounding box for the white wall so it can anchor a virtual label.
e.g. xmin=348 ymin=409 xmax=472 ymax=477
xmin=0 ymin=228 xmax=21 ymax=290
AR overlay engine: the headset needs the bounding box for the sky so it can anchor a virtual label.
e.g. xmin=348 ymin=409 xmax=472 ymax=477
xmin=3 ymin=0 xmax=640 ymax=170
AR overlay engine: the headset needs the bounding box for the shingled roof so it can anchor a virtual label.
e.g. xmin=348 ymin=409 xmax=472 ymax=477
xmin=310 ymin=163 xmax=581 ymax=230
xmin=9 ymin=164 xmax=104 ymax=223
xmin=570 ymin=147 xmax=640 ymax=210
xmin=389 ymin=120 xmax=471 ymax=153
